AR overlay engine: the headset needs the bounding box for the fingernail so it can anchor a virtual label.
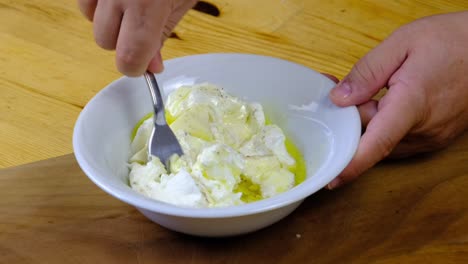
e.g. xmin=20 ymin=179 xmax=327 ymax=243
xmin=331 ymin=82 xmax=352 ymax=99
xmin=327 ymin=178 xmax=342 ymax=190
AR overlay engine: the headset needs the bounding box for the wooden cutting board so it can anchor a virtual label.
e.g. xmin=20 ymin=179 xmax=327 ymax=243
xmin=1 ymin=134 xmax=468 ymax=263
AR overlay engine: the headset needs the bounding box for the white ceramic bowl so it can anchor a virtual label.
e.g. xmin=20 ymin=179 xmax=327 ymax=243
xmin=73 ymin=53 xmax=360 ymax=237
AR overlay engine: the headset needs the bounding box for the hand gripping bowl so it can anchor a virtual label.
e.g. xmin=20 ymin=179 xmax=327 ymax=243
xmin=73 ymin=53 xmax=360 ymax=237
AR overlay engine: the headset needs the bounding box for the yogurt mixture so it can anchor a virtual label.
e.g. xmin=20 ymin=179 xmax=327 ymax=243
xmin=128 ymin=83 xmax=304 ymax=208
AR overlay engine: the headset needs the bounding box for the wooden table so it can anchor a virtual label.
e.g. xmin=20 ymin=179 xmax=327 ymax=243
xmin=1 ymin=0 xmax=468 ymax=263
xmin=1 ymin=0 xmax=467 ymax=168
xmin=1 ymin=134 xmax=467 ymax=263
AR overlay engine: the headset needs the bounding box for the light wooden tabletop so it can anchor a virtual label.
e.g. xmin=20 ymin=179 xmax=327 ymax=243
xmin=1 ymin=1 xmax=468 ymax=263
xmin=1 ymin=0 xmax=467 ymax=168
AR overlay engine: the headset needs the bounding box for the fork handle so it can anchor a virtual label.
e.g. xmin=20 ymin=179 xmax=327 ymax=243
xmin=144 ymin=71 xmax=166 ymax=126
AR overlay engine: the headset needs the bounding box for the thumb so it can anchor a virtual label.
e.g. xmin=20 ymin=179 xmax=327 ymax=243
xmin=328 ymin=84 xmax=417 ymax=189
xmin=330 ymin=30 xmax=409 ymax=107
xmin=147 ymin=50 xmax=164 ymax=73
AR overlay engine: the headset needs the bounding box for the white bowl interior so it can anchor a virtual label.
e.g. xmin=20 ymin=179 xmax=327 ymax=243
xmin=73 ymin=54 xmax=360 ymax=220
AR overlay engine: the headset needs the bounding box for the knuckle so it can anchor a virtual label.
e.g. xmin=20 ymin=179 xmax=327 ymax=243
xmin=375 ymin=135 xmax=396 ymax=159
xmin=124 ymin=0 xmax=152 ymax=8
xmin=116 ymin=48 xmax=144 ymax=76
xmin=94 ymin=36 xmax=115 ymax=50
xmin=117 ymin=47 xmax=139 ymax=65
xmin=129 ymin=0 xmax=156 ymax=13
xmin=352 ymin=57 xmax=378 ymax=85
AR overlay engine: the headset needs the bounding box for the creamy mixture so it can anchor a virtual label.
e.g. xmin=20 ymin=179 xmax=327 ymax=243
xmin=128 ymin=83 xmax=303 ymax=208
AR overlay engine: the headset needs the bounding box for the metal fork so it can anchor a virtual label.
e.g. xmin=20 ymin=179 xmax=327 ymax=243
xmin=144 ymin=71 xmax=184 ymax=171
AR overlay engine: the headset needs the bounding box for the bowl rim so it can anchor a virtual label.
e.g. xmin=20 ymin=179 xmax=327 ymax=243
xmin=73 ymin=53 xmax=361 ymax=218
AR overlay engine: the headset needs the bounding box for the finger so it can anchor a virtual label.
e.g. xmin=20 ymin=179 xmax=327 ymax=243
xmin=321 ymin=73 xmax=339 ymax=83
xmin=161 ymin=0 xmax=198 ymax=42
xmin=147 ymin=1 xmax=197 ymax=75
xmin=78 ymin=0 xmax=97 ymax=21
xmin=330 ymin=29 xmax=410 ymax=107
xmin=116 ymin=3 xmax=171 ymax=76
xmin=327 ymin=85 xmax=417 ymax=189
xmin=147 ymin=50 xmax=164 ymax=73
xmin=357 ymin=100 xmax=378 ymax=127
xmin=93 ymin=0 xmax=123 ymax=50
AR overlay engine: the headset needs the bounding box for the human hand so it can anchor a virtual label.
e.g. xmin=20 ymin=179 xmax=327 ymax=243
xmin=78 ymin=0 xmax=198 ymax=76
xmin=327 ymin=11 xmax=468 ymax=189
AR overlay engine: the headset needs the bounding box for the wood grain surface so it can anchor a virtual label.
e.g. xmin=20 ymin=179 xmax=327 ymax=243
xmin=1 ymin=0 xmax=468 ymax=168
xmin=0 ymin=133 xmax=467 ymax=263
